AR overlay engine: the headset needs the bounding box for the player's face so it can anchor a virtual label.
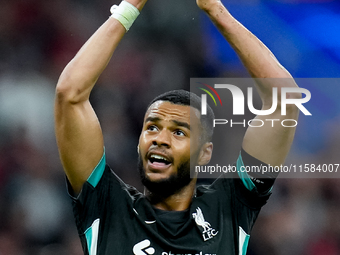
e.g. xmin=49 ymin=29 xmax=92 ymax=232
xmin=138 ymin=101 xmax=202 ymax=194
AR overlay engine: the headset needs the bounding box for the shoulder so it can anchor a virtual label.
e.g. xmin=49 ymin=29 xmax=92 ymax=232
xmin=69 ymin=159 xmax=142 ymax=204
xmin=195 ymin=149 xmax=275 ymax=209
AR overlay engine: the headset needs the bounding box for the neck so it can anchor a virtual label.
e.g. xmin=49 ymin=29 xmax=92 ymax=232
xmin=145 ymin=178 xmax=197 ymax=211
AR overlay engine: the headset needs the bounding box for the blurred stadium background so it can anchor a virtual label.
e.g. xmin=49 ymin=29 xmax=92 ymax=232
xmin=0 ymin=0 xmax=339 ymax=254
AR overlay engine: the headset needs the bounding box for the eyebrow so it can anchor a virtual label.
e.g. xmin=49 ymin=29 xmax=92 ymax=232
xmin=172 ymin=120 xmax=190 ymax=130
xmin=145 ymin=117 xmax=190 ymax=130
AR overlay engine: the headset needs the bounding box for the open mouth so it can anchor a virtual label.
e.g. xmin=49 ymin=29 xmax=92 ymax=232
xmin=147 ymin=153 xmax=173 ymax=170
xmin=149 ymin=154 xmax=171 ymax=165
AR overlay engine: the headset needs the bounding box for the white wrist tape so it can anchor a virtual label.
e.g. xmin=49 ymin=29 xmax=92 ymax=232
xmin=110 ymin=1 xmax=140 ymax=32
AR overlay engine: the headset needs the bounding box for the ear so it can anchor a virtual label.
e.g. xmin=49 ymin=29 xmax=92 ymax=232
xmin=137 ymin=144 xmax=140 ymax=154
xmin=197 ymin=142 xmax=213 ymax=166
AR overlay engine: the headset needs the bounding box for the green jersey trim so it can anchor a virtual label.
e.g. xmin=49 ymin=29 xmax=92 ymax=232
xmin=87 ymin=150 xmax=106 ymax=188
xmin=85 ymin=218 xmax=100 ymax=255
xmin=238 ymin=226 xmax=250 ymax=255
xmin=236 ymin=152 xmax=256 ymax=191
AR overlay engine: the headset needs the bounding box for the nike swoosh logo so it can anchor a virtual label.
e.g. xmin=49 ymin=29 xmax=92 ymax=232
xmin=145 ymin=220 xmax=156 ymax=224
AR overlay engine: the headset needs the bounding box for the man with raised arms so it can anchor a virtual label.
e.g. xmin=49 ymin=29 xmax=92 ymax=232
xmin=55 ymin=0 xmax=300 ymax=254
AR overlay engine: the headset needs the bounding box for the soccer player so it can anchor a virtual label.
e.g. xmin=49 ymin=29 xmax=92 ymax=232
xmin=55 ymin=0 xmax=300 ymax=254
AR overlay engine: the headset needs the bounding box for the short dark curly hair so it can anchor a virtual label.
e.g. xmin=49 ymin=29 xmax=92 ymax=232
xmin=147 ymin=90 xmax=215 ymax=143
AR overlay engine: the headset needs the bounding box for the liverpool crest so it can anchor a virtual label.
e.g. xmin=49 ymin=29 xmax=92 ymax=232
xmin=192 ymin=207 xmax=218 ymax=241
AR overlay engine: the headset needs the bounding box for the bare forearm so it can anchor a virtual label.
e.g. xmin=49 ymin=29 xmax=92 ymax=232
xmin=201 ymin=1 xmax=291 ymax=79
xmin=56 ymin=18 xmax=125 ymax=103
xmin=56 ymin=0 xmax=147 ymax=103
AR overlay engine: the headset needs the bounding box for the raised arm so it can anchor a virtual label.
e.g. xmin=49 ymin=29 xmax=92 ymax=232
xmin=55 ymin=0 xmax=147 ymax=194
xmin=198 ymin=0 xmax=300 ymax=166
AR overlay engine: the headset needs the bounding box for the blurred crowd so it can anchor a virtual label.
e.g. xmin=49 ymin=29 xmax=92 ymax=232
xmin=0 ymin=0 xmax=339 ymax=254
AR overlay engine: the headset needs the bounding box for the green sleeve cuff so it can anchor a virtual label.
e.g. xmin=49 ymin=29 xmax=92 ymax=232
xmin=236 ymin=152 xmax=256 ymax=191
xmin=87 ymin=151 xmax=106 ymax=188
